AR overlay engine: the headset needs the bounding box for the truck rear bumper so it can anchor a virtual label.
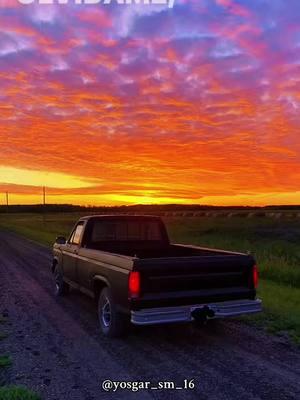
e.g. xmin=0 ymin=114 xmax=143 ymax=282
xmin=131 ymin=299 xmax=262 ymax=325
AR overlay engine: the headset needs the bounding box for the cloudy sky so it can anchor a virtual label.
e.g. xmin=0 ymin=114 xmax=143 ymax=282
xmin=0 ymin=0 xmax=300 ymax=206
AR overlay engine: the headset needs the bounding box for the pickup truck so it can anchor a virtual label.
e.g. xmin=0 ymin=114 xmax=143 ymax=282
xmin=52 ymin=215 xmax=262 ymax=337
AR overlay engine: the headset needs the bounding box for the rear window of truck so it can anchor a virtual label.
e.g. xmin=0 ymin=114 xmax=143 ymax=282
xmin=90 ymin=220 xmax=163 ymax=242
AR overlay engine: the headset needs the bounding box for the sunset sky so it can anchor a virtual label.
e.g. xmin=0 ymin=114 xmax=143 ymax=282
xmin=0 ymin=0 xmax=300 ymax=206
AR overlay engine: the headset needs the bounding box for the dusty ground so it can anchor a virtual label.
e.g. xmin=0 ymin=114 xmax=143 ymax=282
xmin=0 ymin=231 xmax=299 ymax=400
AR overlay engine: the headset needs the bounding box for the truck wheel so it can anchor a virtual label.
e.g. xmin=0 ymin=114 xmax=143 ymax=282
xmin=54 ymin=266 xmax=69 ymax=296
xmin=98 ymin=288 xmax=128 ymax=338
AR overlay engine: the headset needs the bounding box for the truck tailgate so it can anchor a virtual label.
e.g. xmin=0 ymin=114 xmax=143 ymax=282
xmin=132 ymin=255 xmax=256 ymax=310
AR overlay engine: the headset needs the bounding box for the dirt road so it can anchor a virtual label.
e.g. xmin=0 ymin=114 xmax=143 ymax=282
xmin=0 ymin=231 xmax=299 ymax=400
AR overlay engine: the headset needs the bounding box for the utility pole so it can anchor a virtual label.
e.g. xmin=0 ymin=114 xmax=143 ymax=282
xmin=42 ymin=186 xmax=46 ymax=226
xmin=5 ymin=191 xmax=9 ymax=212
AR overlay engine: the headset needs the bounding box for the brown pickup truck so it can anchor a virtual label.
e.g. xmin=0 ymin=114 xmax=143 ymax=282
xmin=52 ymin=215 xmax=262 ymax=337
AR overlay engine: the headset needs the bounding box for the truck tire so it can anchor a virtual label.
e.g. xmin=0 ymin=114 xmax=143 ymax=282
xmin=54 ymin=266 xmax=69 ymax=296
xmin=98 ymin=288 xmax=129 ymax=338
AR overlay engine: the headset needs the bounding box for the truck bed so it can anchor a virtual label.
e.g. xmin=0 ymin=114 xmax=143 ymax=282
xmin=87 ymin=242 xmax=239 ymax=259
xmin=128 ymin=244 xmax=240 ymax=259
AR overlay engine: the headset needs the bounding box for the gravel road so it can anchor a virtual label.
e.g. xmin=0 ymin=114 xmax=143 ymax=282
xmin=0 ymin=231 xmax=299 ymax=400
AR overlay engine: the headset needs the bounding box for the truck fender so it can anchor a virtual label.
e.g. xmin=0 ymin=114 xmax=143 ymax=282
xmin=93 ymin=275 xmax=111 ymax=299
xmin=51 ymin=257 xmax=60 ymax=274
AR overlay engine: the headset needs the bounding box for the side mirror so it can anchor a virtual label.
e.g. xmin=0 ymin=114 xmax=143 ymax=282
xmin=55 ymin=236 xmax=66 ymax=245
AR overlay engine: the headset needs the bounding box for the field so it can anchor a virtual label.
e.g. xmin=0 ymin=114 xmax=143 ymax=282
xmin=0 ymin=212 xmax=299 ymax=343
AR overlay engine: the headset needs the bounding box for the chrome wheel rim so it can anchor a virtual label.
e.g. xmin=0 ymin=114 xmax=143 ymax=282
xmin=101 ymin=298 xmax=111 ymax=327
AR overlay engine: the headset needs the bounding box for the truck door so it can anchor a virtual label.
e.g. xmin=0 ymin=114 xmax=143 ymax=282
xmin=62 ymin=221 xmax=84 ymax=285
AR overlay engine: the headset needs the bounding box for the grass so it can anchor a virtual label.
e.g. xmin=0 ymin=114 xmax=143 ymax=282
xmin=244 ymin=280 xmax=300 ymax=344
xmin=0 ymin=386 xmax=40 ymax=400
xmin=0 ymin=213 xmax=80 ymax=247
xmin=0 ymin=355 xmax=12 ymax=368
xmin=0 ymin=212 xmax=299 ymax=343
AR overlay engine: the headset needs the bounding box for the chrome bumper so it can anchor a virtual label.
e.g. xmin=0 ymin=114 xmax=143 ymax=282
xmin=131 ymin=299 xmax=262 ymax=325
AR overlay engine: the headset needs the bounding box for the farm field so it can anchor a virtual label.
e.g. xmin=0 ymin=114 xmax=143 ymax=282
xmin=0 ymin=212 xmax=299 ymax=343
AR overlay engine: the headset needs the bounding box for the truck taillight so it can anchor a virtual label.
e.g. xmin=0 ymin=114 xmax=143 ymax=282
xmin=253 ymin=265 xmax=259 ymax=289
xmin=129 ymin=271 xmax=140 ymax=298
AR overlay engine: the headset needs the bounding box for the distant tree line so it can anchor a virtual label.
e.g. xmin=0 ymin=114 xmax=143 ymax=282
xmin=0 ymin=203 xmax=299 ymax=214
